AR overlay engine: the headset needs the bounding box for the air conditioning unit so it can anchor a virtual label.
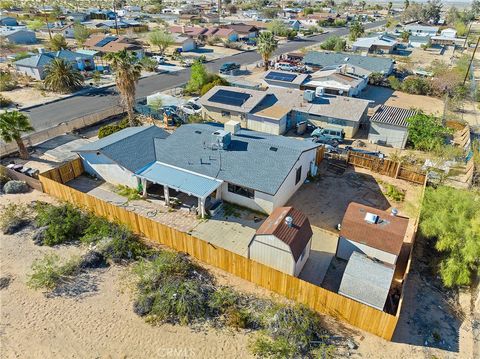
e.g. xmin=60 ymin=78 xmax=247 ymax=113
xmin=303 ymin=90 xmax=315 ymax=103
xmin=315 ymin=86 xmax=325 ymax=97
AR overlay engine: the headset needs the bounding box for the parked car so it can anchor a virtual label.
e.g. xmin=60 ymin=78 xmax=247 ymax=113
xmin=152 ymin=55 xmax=165 ymax=64
xmin=311 ymin=127 xmax=345 ymax=144
xmin=275 ymin=62 xmax=298 ymax=72
xmin=219 ymin=62 xmax=240 ymax=74
xmin=245 ymin=39 xmax=256 ymax=46
xmin=180 ymin=102 xmax=202 ymax=115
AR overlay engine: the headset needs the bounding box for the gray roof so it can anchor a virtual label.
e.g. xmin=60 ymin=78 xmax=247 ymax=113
xmin=338 ymin=252 xmax=394 ymax=311
xmin=76 ymin=125 xmax=170 ymax=173
xmin=304 ymin=51 xmax=394 ymax=75
xmin=303 ymin=95 xmax=369 ymax=123
xmin=14 ymin=50 xmax=93 ymax=68
xmin=370 ymin=105 xmax=417 ymax=128
xmin=153 ymin=123 xmax=319 ymax=195
xmin=200 ymin=86 xmax=268 ymax=114
xmin=409 ymin=35 xmax=430 ymax=42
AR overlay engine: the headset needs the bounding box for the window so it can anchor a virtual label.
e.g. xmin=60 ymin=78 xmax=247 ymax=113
xmin=228 ymin=183 xmax=254 ymax=199
xmin=295 ymin=166 xmax=302 ymax=185
xmin=221 ymin=111 xmax=231 ymax=117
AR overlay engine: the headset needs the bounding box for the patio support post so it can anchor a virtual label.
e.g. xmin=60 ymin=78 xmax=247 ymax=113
xmin=215 ymin=187 xmax=222 ymax=200
xmin=164 ymin=186 xmax=170 ymax=206
xmin=141 ymin=178 xmax=147 ymax=198
xmin=199 ymin=197 xmax=206 ymax=218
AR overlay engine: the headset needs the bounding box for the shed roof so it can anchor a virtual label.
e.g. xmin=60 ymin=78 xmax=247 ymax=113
xmin=338 ymin=251 xmax=394 ymax=310
xmin=255 ymin=207 xmax=313 ymax=261
xmin=76 ymin=125 xmax=170 ymax=173
xmin=340 ymin=202 xmax=409 ymax=256
xmin=370 ymin=105 xmax=417 ymax=128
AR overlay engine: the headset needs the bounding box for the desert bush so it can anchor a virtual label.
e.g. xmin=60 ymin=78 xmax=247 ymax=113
xmin=27 ymin=253 xmax=81 ymax=290
xmin=115 ymin=184 xmax=141 ymax=200
xmin=97 ymin=117 xmax=131 ymax=138
xmin=80 ymin=216 xmax=114 ymax=244
xmin=35 ymin=203 xmax=89 ymax=245
xmin=388 ymin=75 xmax=402 ymax=90
xmin=0 ymin=94 xmax=13 ymax=108
xmin=0 ymin=70 xmax=17 ymax=91
xmin=3 ymin=180 xmax=29 ymax=194
xmin=96 ymin=229 xmax=150 ymax=263
xmin=0 ymin=166 xmax=10 ymax=186
xmin=0 ymin=203 xmax=32 ymax=234
xmin=385 ymin=184 xmax=405 ymax=202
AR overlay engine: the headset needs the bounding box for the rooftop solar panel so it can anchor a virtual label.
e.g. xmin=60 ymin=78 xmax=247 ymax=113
xmin=95 ymin=36 xmax=117 ymax=47
xmin=265 ymin=71 xmax=297 ymax=82
xmin=208 ymin=89 xmax=251 ymax=107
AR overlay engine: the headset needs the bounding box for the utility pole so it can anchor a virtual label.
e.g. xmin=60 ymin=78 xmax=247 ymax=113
xmin=463 ymin=22 xmax=472 ymax=49
xmin=113 ymin=1 xmax=119 ymax=36
xmin=42 ymin=0 xmax=52 ymax=40
xmin=463 ymin=36 xmax=480 ymax=86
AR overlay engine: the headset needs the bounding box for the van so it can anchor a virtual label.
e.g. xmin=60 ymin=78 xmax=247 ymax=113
xmin=311 ymin=127 xmax=345 ymax=143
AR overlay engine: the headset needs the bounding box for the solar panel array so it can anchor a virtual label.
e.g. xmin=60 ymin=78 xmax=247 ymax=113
xmin=95 ymin=36 xmax=117 ymax=47
xmin=208 ymin=89 xmax=251 ymax=107
xmin=265 ymin=71 xmax=297 ymax=82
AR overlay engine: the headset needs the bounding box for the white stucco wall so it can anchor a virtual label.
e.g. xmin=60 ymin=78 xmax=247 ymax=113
xmin=15 ymin=66 xmax=42 ymax=80
xmin=79 ymin=152 xmax=138 ymax=188
xmin=294 ymin=238 xmax=312 ymax=276
xmin=368 ymin=122 xmax=408 ymax=149
xmin=248 ymin=234 xmax=296 ymax=275
xmin=247 ymin=114 xmax=287 ymax=135
xmin=336 ymin=236 xmax=398 ymax=265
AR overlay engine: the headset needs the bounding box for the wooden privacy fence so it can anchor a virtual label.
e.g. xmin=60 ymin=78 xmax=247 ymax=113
xmin=41 ymin=158 xmax=84 ymax=184
xmin=347 ymin=152 xmax=426 ymax=185
xmin=39 ymin=171 xmax=400 ymax=340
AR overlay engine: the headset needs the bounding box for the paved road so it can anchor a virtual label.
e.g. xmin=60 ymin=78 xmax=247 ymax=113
xmin=22 ymin=20 xmax=386 ymax=132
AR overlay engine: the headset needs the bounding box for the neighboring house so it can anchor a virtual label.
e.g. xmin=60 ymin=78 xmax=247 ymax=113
xmin=352 ymin=34 xmax=398 ymax=54
xmin=248 ymin=207 xmax=313 ymax=276
xmin=408 ymin=35 xmax=430 ymax=48
xmin=262 ymin=70 xmax=310 ymax=90
xmin=303 ymin=51 xmax=394 ymax=76
xmin=211 ymin=27 xmax=238 ymax=42
xmin=49 ymin=23 xmax=75 ymax=38
xmin=404 ymin=23 xmax=439 ymax=36
xmin=84 ymin=35 xmax=144 ymax=58
xmin=200 ymin=85 xmax=370 ymax=137
xmin=287 ymin=19 xmax=301 ymax=31
xmin=76 ymin=126 xmax=170 ymax=188
xmin=440 ymin=28 xmax=456 ymax=38
xmin=170 ymin=25 xmax=208 ymax=39
xmin=77 ymin=123 xmax=321 ymax=215
xmin=201 ymin=12 xmax=219 ymax=23
xmin=431 ymin=34 xmax=464 ymax=46
xmin=338 ymin=251 xmax=395 ymax=310
xmin=0 ymin=16 xmax=18 ymax=26
xmin=0 ymin=28 xmax=37 ymax=45
xmin=303 ymin=67 xmax=368 ymax=97
xmin=225 ymin=23 xmax=259 ymax=38
xmin=336 ymin=202 xmax=409 ymax=266
xmin=368 ymin=105 xmax=416 ymax=149
xmin=14 ymin=49 xmax=94 ymax=80
xmin=66 ymin=12 xmax=89 ymax=22
xmin=172 ymin=33 xmax=196 ymax=52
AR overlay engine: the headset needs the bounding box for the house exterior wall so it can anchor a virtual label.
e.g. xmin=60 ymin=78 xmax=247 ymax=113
xmin=247 ymin=114 xmax=287 ymax=135
xmin=202 ymin=107 xmax=248 ymax=127
xmin=368 ymin=122 xmax=408 ymax=149
xmin=15 ymin=65 xmax=43 ymax=80
xmin=79 ymin=152 xmax=138 ymax=188
xmin=336 ymin=236 xmax=398 ymax=265
xmin=294 ymin=237 xmax=312 ymax=276
xmin=248 ymin=234 xmax=296 ymax=275
xmin=307 ymin=113 xmax=362 ymax=138
xmin=181 ymin=39 xmax=196 ymax=52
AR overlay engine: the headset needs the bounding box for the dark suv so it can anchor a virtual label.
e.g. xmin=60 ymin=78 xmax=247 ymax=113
xmin=219 ymin=62 xmax=241 ymax=74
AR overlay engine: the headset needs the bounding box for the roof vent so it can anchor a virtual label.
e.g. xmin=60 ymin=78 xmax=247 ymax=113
xmin=391 ymin=208 xmax=398 ymax=216
xmin=195 ymin=130 xmax=202 ymax=134
xmin=285 ymin=216 xmax=293 ymax=227
xmin=364 ymin=212 xmax=379 ymax=224
xmin=269 ymin=146 xmax=278 ymax=152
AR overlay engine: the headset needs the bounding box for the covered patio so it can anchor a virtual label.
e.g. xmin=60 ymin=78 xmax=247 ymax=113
xmin=136 ymin=162 xmax=223 ymax=218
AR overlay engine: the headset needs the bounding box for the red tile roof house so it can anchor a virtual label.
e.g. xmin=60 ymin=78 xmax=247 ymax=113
xmin=248 ymin=207 xmax=313 ymax=276
xmin=205 ymin=27 xmax=238 ymax=42
xmin=335 ymin=202 xmax=409 ymax=266
xmin=170 ymin=25 xmax=208 ymax=39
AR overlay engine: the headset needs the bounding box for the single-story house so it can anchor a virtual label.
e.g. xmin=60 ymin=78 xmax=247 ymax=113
xmin=0 ymin=16 xmax=19 ymax=26
xmin=172 ymin=33 xmax=197 ymax=52
xmin=224 ymin=23 xmax=259 ymax=38
xmin=336 ymin=202 xmax=409 ymax=266
xmin=200 ymin=85 xmax=370 ymax=137
xmin=77 ymin=123 xmax=321 ymax=215
xmin=408 ymin=35 xmax=430 ymax=48
xmin=84 ymin=35 xmax=144 ymax=58
xmin=170 ymin=25 xmax=208 ymax=39
xmin=210 ymin=27 xmax=238 ymax=42
xmin=431 ymin=35 xmax=464 ymax=47
xmin=338 ymin=251 xmax=395 ymax=310
xmin=66 ymin=12 xmax=89 ymax=22
xmin=262 ymin=70 xmax=310 ymax=90
xmin=0 ymin=28 xmax=37 ymax=45
xmin=352 ymin=34 xmax=398 ymax=54
xmin=303 ymin=51 xmax=394 ymax=77
xmin=403 ymin=23 xmax=439 ymax=36
xmin=303 ymin=67 xmax=367 ymax=97
xmin=14 ymin=49 xmax=95 ymax=80
xmin=287 ymin=19 xmax=301 ymax=31
xmin=368 ymin=105 xmax=416 ymax=149
xmin=248 ymin=207 xmax=313 ymax=276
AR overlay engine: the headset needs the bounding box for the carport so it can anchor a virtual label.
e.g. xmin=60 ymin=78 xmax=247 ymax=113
xmin=135 ymin=162 xmax=223 ymax=218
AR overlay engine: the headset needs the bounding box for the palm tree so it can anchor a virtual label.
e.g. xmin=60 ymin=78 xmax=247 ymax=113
xmin=256 ymin=31 xmax=278 ymax=71
xmin=43 ymin=58 xmax=84 ymax=94
xmin=104 ymin=50 xmax=142 ymax=125
xmin=0 ymin=111 xmax=34 ymax=160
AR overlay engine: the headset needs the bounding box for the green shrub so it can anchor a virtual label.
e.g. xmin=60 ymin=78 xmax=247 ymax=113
xmin=388 ymin=75 xmax=401 ymax=90
xmin=97 ymin=228 xmax=150 ymax=263
xmin=249 ymin=334 xmax=296 ymax=358
xmin=0 ymin=203 xmax=31 ymax=234
xmin=0 ymin=70 xmax=17 ymax=91
xmin=115 ymin=184 xmax=141 ymax=200
xmin=27 ymin=253 xmax=80 ymax=290
xmin=385 ymin=184 xmax=405 ymax=202
xmin=0 ymin=94 xmax=13 ymax=108
xmin=401 ymin=76 xmax=432 ymax=95
xmin=0 ymin=166 xmax=10 ymax=186
xmin=97 ymin=117 xmax=130 ymax=138
xmin=80 ymin=216 xmax=114 ymax=244
xmin=35 ymin=203 xmax=89 ymax=245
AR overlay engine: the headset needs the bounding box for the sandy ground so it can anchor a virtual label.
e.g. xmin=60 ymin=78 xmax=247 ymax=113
xmin=1 ymin=191 xmax=477 ymax=358
xmin=0 ymin=87 xmax=65 ymax=108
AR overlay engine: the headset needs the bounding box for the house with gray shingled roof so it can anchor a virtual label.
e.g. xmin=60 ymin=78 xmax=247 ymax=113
xmin=75 ymin=123 xmax=321 ymax=216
